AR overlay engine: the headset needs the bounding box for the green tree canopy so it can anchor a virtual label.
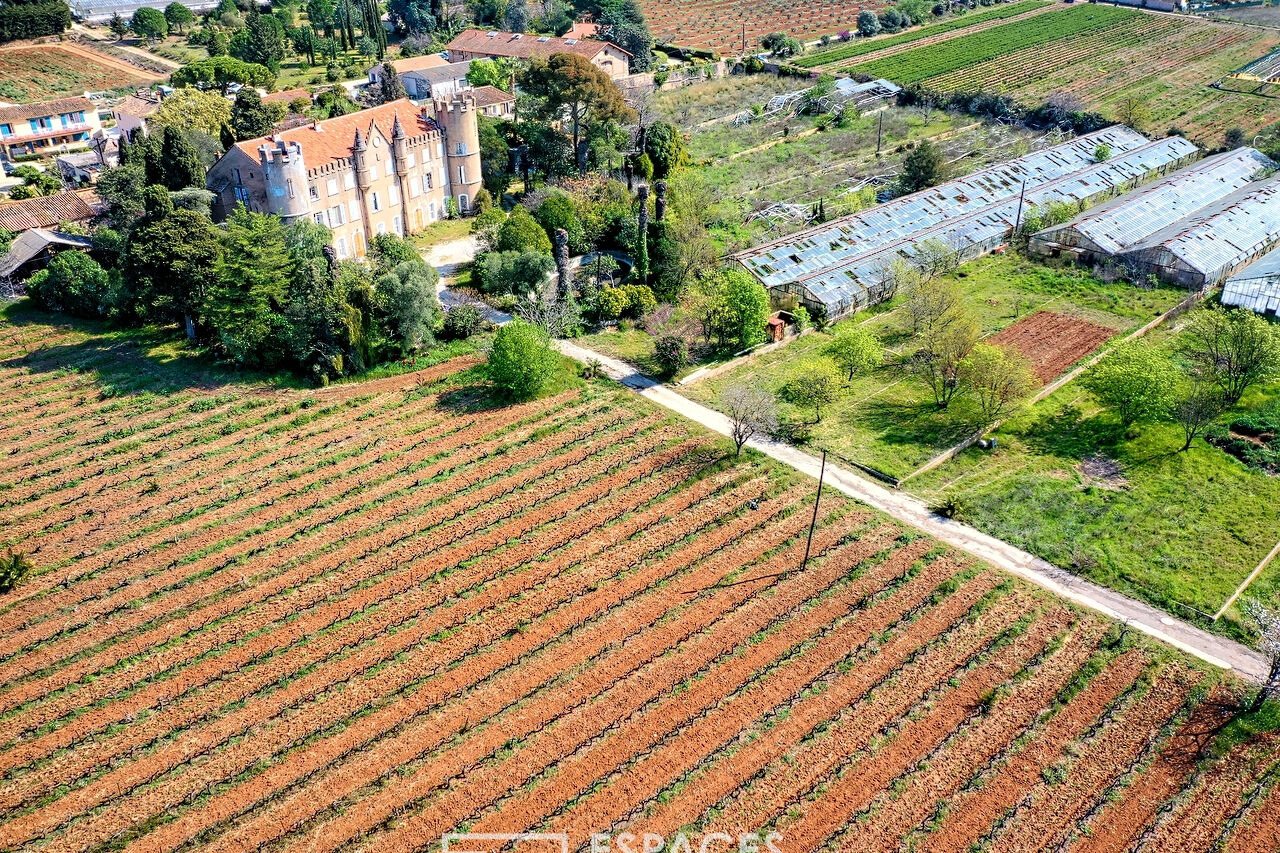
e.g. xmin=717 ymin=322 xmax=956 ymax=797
xmin=164 ymin=1 xmax=193 ymax=32
xmin=518 ymin=52 xmax=636 ymax=173
xmin=171 ymin=56 xmax=276 ymax=89
xmin=495 ymin=205 xmax=553 ymax=254
xmin=230 ymin=87 xmax=275 ymax=140
xmin=375 ymin=259 xmax=439 ymax=354
xmin=150 ymin=87 xmax=234 ymax=137
xmin=1084 ymin=339 xmax=1179 ymax=425
xmin=487 ymin=319 xmax=562 ymax=400
xmin=130 ymin=6 xmax=167 ymax=40
xmin=387 ymin=0 xmax=434 ymax=32
xmin=824 ymin=323 xmax=884 ymax=380
xmin=643 ymin=121 xmax=687 ymax=180
xmin=1181 ymin=306 xmax=1280 ymax=405
xmin=123 ymin=199 xmax=223 ymax=332
xmin=897 ymin=139 xmax=946 ymax=194
xmin=467 ymin=57 xmax=518 ymax=91
xmin=714 ymin=268 xmax=771 ymax=352
xmin=209 ymin=206 xmax=293 ymax=363
xmin=781 ymin=357 xmax=843 ymax=423
xmin=26 ymin=251 xmax=112 ymax=318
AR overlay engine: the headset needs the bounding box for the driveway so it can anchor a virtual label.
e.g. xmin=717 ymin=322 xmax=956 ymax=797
xmin=553 ymin=338 xmax=1271 ymax=684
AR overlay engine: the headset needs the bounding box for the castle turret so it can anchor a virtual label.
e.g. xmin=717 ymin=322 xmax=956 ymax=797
xmin=436 ymin=93 xmax=483 ymax=214
xmin=352 ymin=127 xmax=371 ymax=190
xmin=390 ymin=114 xmax=409 ymax=176
xmin=258 ymin=138 xmax=311 ymax=223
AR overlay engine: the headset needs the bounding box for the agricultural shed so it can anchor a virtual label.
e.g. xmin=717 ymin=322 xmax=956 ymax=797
xmin=0 ymin=229 xmax=92 ymax=281
xmin=1029 ymin=147 xmax=1275 ymax=261
xmin=736 ymin=126 xmax=1197 ymax=319
xmin=1116 ymin=175 xmax=1280 ymax=289
xmin=1222 ymin=247 xmax=1280 ymax=316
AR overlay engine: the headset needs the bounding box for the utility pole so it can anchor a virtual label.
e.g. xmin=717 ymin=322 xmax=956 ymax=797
xmin=875 ymin=110 xmax=884 ymax=157
xmin=800 ymin=451 xmax=827 ymax=574
xmin=1012 ymin=177 xmax=1028 ymax=234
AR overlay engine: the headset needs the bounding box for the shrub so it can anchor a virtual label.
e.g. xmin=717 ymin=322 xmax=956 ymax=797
xmin=442 ymin=304 xmax=486 ymax=340
xmin=495 ymin=206 xmax=553 ymax=254
xmin=596 ymin=284 xmax=657 ymax=320
xmin=475 ymin=250 xmax=554 ymax=295
xmin=653 ymin=334 xmax=688 ymax=377
xmin=487 ymin=319 xmax=561 ymax=400
xmin=26 ymin=251 xmax=113 ymax=318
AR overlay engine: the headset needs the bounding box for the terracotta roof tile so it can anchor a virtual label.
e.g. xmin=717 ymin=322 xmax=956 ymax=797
xmin=445 ymin=28 xmax=631 ymax=60
xmin=0 ymin=189 xmax=103 ymax=232
xmin=471 ymin=85 xmax=514 ymax=107
xmin=0 ymin=97 xmax=95 ymax=124
xmin=388 ymin=54 xmax=451 ymax=73
xmin=113 ymin=95 xmax=160 ymax=118
xmin=232 ymin=98 xmax=438 ymax=173
xmin=263 ymin=88 xmax=311 ymax=104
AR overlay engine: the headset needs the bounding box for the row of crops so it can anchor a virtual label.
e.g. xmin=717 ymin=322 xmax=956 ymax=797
xmin=795 ymin=0 xmax=1049 ymax=68
xmin=847 ymin=4 xmax=1140 ymax=84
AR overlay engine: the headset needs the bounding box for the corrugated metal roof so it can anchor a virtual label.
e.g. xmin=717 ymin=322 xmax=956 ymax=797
xmin=1121 ymin=175 xmax=1280 ymax=282
xmin=1032 ymin=147 xmax=1273 ymax=255
xmin=750 ymin=130 xmax=1197 ymax=315
xmin=1223 ymin=246 xmax=1280 ymax=313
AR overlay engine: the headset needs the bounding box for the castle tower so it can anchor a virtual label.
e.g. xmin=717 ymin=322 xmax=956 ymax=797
xmin=258 ymin=139 xmax=311 ymax=223
xmin=352 ymin=127 xmax=371 ymax=191
xmin=436 ymin=93 xmax=483 ymax=213
xmin=390 ymin=113 xmax=409 ymax=176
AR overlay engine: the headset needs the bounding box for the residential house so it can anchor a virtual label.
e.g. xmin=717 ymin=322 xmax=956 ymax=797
xmin=369 ymin=56 xmax=473 ymax=100
xmin=113 ymin=92 xmax=160 ymax=138
xmin=472 ymin=85 xmax=515 ymax=118
xmin=204 ymin=96 xmax=483 ymax=261
xmin=0 ymin=97 xmax=102 ymax=158
xmin=444 ymin=29 xmax=631 ymax=78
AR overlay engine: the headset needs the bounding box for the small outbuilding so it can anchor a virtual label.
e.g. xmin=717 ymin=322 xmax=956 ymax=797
xmin=0 ymin=229 xmax=93 ymax=283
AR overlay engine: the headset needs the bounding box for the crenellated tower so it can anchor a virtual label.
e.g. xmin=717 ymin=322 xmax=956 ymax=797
xmin=435 ymin=93 xmax=483 ymax=213
xmin=258 ymin=138 xmax=311 ymax=223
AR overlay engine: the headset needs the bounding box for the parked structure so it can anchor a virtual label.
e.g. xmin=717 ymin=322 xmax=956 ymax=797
xmin=445 ymin=28 xmax=631 ymax=78
xmin=0 ymin=97 xmax=102 ymax=158
xmin=205 ymin=96 xmax=482 ymax=260
xmin=736 ymin=127 xmax=1197 ymax=319
xmin=472 ymin=85 xmax=516 ymax=118
xmin=1032 ymin=147 xmax=1280 ymax=289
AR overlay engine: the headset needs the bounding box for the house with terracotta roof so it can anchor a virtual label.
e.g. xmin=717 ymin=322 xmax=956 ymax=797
xmin=0 ymin=189 xmax=103 ymax=232
xmin=0 ymin=97 xmax=102 ymax=158
xmin=205 ymin=96 xmax=482 ymax=261
xmin=565 ymin=21 xmax=599 ymax=40
xmin=471 ymin=85 xmax=515 ymax=118
xmin=444 ymin=29 xmax=631 ymax=78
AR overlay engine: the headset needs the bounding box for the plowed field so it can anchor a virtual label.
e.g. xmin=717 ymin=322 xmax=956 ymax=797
xmin=0 ymin=313 xmax=1277 ymax=853
xmin=988 ymin=310 xmax=1115 ymax=383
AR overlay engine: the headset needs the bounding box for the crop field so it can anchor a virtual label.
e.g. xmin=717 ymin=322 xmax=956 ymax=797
xmin=987 ymin=310 xmax=1114 ymax=383
xmin=844 ymin=6 xmax=1280 ymax=144
xmin=796 ymin=0 xmax=1050 ymax=69
xmin=1 ymin=310 xmax=1278 ymax=851
xmin=641 ymin=0 xmax=877 ymax=54
xmin=0 ymin=43 xmax=160 ymax=102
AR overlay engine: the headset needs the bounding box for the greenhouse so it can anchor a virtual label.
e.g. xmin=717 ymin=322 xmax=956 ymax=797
xmin=736 ymin=126 xmax=1198 ymax=319
xmin=1029 ymin=147 xmax=1275 ymax=260
xmin=69 ymin=0 xmax=216 ymax=23
xmin=1222 ymin=247 xmax=1280 ymax=316
xmin=1116 ymin=176 xmax=1280 ymax=289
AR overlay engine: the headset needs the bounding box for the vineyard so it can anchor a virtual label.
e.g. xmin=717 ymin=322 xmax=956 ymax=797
xmin=0 ymin=312 xmax=1279 ymax=852
xmin=795 ymin=0 xmax=1049 ymax=69
xmin=988 ymin=311 xmax=1114 ymax=383
xmin=640 ymin=0 xmax=877 ymax=54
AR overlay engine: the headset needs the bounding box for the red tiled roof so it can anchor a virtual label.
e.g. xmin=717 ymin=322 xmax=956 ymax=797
xmin=565 ymin=22 xmax=599 ymax=39
xmin=388 ymin=54 xmax=450 ymax=73
xmin=0 ymin=97 xmax=95 ymax=124
xmin=445 ymin=28 xmax=631 ymax=60
xmin=0 ymin=189 xmax=103 ymax=232
xmin=233 ymin=99 xmax=437 ymax=172
xmin=262 ymin=88 xmax=311 ymax=104
xmin=471 ymin=85 xmax=514 ymax=107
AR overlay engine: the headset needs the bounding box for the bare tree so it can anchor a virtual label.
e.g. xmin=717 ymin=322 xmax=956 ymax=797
xmin=722 ymin=383 xmax=779 ymax=456
xmin=903 ymin=274 xmax=963 ymax=336
xmin=1171 ymin=381 xmax=1225 ymax=452
xmin=1243 ymin=599 xmax=1280 ymax=712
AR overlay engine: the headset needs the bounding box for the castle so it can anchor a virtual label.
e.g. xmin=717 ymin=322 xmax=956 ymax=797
xmin=205 ymin=95 xmax=483 ymax=260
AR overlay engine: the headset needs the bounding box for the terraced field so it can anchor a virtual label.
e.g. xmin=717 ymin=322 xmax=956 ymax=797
xmin=0 ymin=312 xmax=1278 ymax=852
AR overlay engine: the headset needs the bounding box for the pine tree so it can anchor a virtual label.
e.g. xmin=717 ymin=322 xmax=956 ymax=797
xmin=210 ymin=207 xmax=293 ymax=364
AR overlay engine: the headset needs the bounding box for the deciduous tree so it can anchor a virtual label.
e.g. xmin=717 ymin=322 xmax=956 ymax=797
xmin=1084 ymin=339 xmax=1178 ymax=425
xmin=782 ymin=357 xmax=842 ymax=422
xmin=824 ymin=323 xmax=884 ymax=380
xmin=959 ymin=342 xmax=1038 ymax=420
xmin=722 ymin=382 xmax=779 ymax=455
xmin=1182 ymin=306 xmax=1280 ymax=405
xmin=487 ymin=319 xmax=562 ymax=400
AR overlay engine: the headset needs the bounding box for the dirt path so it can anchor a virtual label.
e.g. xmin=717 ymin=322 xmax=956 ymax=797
xmin=553 ymin=338 xmax=1272 ymax=684
xmin=821 ymin=1 xmax=1065 ymax=71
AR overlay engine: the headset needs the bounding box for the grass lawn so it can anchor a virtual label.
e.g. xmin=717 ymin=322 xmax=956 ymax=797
xmin=412 ymin=218 xmax=473 ymax=250
xmin=909 ymin=368 xmax=1280 ymax=644
xmin=679 ymin=254 xmax=1185 ymax=480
